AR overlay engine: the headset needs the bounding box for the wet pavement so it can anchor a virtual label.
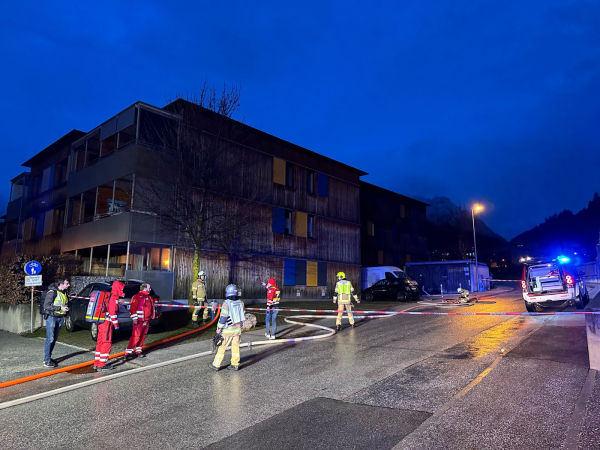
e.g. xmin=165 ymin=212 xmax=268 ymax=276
xmin=1 ymin=283 xmax=599 ymax=449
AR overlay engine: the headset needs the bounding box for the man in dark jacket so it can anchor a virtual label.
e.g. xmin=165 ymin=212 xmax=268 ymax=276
xmin=42 ymin=278 xmax=70 ymax=368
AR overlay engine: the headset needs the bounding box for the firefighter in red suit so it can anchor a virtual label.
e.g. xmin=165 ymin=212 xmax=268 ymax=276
xmin=93 ymin=280 xmax=125 ymax=372
xmin=125 ymin=283 xmax=155 ymax=360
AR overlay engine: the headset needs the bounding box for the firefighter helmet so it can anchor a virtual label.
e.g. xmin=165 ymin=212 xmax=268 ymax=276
xmin=267 ymin=278 xmax=276 ymax=285
xmin=198 ymin=270 xmax=206 ymax=277
xmin=337 ymin=272 xmax=346 ymax=278
xmin=225 ymin=284 xmax=238 ymax=298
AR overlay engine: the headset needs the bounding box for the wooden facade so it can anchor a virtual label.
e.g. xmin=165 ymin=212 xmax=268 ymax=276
xmin=4 ymin=101 xmax=367 ymax=301
xmin=360 ymin=181 xmax=428 ymax=268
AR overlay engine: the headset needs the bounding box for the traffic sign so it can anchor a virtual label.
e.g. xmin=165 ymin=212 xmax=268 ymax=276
xmin=25 ymin=275 xmax=43 ymax=287
xmin=24 ymin=261 xmax=42 ymax=276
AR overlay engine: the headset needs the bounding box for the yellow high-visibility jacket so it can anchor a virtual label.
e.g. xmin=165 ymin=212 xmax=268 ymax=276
xmin=334 ymin=279 xmax=357 ymax=303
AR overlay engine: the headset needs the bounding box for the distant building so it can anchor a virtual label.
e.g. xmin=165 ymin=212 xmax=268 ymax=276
xmin=360 ymin=181 xmax=428 ymax=268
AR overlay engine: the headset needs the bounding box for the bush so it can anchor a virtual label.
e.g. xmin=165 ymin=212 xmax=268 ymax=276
xmin=0 ymin=254 xmax=83 ymax=304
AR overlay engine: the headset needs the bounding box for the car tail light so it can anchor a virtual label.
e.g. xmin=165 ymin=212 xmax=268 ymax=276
xmin=565 ymin=275 xmax=573 ymax=286
xmin=521 ymin=280 xmax=526 ymax=291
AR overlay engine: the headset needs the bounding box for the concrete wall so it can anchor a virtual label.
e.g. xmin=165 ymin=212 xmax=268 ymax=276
xmin=585 ymin=287 xmax=600 ymax=370
xmin=0 ymin=303 xmax=44 ymax=334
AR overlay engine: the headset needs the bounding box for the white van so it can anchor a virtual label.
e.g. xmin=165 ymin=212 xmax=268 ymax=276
xmin=360 ymin=266 xmax=414 ymax=290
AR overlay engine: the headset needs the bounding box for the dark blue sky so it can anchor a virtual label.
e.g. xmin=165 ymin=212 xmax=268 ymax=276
xmin=1 ymin=1 xmax=599 ymax=240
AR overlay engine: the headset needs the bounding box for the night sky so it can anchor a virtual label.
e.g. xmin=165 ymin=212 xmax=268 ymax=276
xmin=1 ymin=1 xmax=599 ymax=240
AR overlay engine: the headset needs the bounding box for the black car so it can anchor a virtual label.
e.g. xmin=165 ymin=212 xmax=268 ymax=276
xmin=362 ymin=276 xmax=420 ymax=302
xmin=65 ymin=280 xmax=162 ymax=340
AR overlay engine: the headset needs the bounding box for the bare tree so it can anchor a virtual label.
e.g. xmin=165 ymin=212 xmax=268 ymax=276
xmin=135 ymin=83 xmax=271 ymax=283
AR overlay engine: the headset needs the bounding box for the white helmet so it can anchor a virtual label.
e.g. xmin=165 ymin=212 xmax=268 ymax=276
xmin=198 ymin=270 xmax=206 ymax=277
xmin=225 ymin=284 xmax=238 ymax=298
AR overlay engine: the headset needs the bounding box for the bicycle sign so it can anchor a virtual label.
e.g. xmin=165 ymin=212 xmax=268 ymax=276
xmin=24 ymin=261 xmax=42 ymax=276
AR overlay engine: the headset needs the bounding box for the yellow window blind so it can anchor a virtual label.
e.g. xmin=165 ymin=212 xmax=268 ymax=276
xmin=273 ymin=157 xmax=286 ymax=185
xmin=307 ymin=261 xmax=318 ymax=286
xmin=296 ymin=211 xmax=307 ymax=237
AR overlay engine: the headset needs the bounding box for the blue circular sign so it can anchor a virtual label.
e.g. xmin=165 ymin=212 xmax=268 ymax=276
xmin=24 ymin=260 xmax=42 ymax=275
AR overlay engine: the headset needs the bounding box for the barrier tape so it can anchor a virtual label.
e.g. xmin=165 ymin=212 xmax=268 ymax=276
xmin=154 ymin=303 xmax=600 ymax=316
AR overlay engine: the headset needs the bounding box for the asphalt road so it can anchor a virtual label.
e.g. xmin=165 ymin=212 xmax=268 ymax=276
xmin=1 ymin=283 xmax=597 ymax=449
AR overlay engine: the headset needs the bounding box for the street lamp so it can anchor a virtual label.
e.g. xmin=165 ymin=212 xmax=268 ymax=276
xmin=471 ymin=204 xmax=484 ymax=292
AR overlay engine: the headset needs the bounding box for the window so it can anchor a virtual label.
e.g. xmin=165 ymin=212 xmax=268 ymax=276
xmin=73 ymin=142 xmax=86 ymax=172
xmin=85 ymin=134 xmax=100 ymax=166
xmin=367 ymin=221 xmax=374 ymax=236
xmin=100 ymin=134 xmax=117 ymax=157
xmin=67 ymin=195 xmax=82 ymax=226
xmin=40 ymin=166 xmax=55 ymax=192
xmin=406 ymin=254 xmax=412 ymax=263
xmin=318 ymin=262 xmax=327 ymax=286
xmin=96 ymin=182 xmax=115 ymax=216
xmin=296 ymin=260 xmax=307 ymax=285
xmin=378 ymin=250 xmax=384 ymax=265
xmin=284 ymin=259 xmax=296 ymax=286
xmin=317 ymin=172 xmax=328 ymax=197
xmin=392 ymin=227 xmax=398 ymax=243
xmin=284 ymin=209 xmax=293 ymax=235
xmin=138 ymin=109 xmax=178 ymax=149
xmin=51 ymin=207 xmax=65 ymax=234
xmin=82 ymin=188 xmax=97 ymax=222
xmin=112 ymin=175 xmax=133 ymax=213
xmin=307 ymin=215 xmax=315 ymax=238
xmin=54 ymin=158 xmax=69 ymax=185
xmin=34 ymin=214 xmax=45 ymax=239
xmin=31 ymin=173 xmax=42 ymax=197
xmin=285 ymin=163 xmax=294 ymax=188
xmin=400 ymin=205 xmax=406 ymax=219
xmin=273 ymin=157 xmax=286 ymax=185
xmin=407 ymin=207 xmax=413 ymax=220
xmin=118 ymin=123 xmax=136 ymax=149
xmin=306 ymin=171 xmax=315 ymax=194
xmin=272 ymin=207 xmax=285 ymax=234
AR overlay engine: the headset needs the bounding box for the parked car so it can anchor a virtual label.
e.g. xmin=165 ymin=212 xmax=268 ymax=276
xmin=65 ymin=280 xmax=162 ymax=340
xmin=361 ymin=265 xmax=411 ymax=291
xmin=362 ymin=276 xmax=420 ymax=302
xmin=521 ymin=260 xmax=589 ymax=312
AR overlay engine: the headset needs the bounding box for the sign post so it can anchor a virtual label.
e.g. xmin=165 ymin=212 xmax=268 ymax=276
xmin=24 ymin=261 xmax=43 ymax=334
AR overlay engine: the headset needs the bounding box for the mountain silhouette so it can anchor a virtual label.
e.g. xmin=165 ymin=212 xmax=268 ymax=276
xmin=509 ymin=192 xmax=600 ymax=262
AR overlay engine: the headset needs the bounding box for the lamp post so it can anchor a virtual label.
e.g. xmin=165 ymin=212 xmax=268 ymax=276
xmin=471 ymin=204 xmax=484 ymax=292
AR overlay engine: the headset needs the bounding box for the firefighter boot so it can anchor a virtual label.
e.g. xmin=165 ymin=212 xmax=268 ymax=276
xmin=336 ymin=325 xmax=342 ymax=332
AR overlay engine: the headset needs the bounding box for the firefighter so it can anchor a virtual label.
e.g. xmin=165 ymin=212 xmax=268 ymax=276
xmin=125 ymin=283 xmax=156 ymax=360
xmin=191 ymin=270 xmax=209 ymax=325
xmin=93 ymin=280 xmax=125 ymax=372
xmin=457 ymin=287 xmax=470 ymax=303
xmin=333 ymin=272 xmax=360 ymax=331
xmin=261 ymin=278 xmax=280 ymax=339
xmin=208 ymin=284 xmax=245 ymax=371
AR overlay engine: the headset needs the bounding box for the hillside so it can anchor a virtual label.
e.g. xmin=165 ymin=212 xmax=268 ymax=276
xmin=510 ymin=192 xmax=600 ymax=261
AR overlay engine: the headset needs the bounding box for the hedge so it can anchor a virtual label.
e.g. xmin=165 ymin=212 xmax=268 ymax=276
xmin=0 ymin=254 xmax=83 ymax=304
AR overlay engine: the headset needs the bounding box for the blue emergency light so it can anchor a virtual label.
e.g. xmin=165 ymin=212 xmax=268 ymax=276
xmin=556 ymin=256 xmax=571 ymax=264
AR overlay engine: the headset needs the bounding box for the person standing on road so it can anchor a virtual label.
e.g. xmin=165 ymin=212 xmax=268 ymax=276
xmin=209 ymin=284 xmax=245 ymax=371
xmin=261 ymin=278 xmax=280 ymax=339
xmin=93 ymin=280 xmax=125 ymax=372
xmin=191 ymin=270 xmax=209 ymax=326
xmin=42 ymin=278 xmax=70 ymax=368
xmin=125 ymin=283 xmax=155 ymax=360
xmin=333 ymin=272 xmax=359 ymax=331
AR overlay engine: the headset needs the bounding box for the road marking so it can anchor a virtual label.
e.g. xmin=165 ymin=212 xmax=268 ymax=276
xmin=37 ymin=337 xmax=92 ymax=352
